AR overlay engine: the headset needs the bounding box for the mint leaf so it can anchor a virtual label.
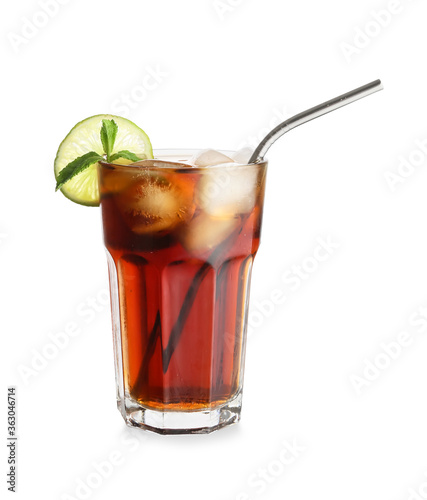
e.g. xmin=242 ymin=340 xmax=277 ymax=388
xmin=100 ymin=119 xmax=118 ymax=161
xmin=55 ymin=152 xmax=103 ymax=191
xmin=110 ymin=150 xmax=144 ymax=163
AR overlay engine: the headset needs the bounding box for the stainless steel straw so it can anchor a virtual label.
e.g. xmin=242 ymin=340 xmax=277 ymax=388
xmin=249 ymin=79 xmax=383 ymax=164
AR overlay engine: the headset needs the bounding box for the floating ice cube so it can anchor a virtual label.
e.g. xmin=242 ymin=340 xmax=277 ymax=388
xmin=180 ymin=213 xmax=238 ymax=254
xmin=231 ymin=147 xmax=254 ymax=164
xmin=118 ymin=173 xmax=195 ymax=234
xmin=130 ymin=159 xmax=190 ymax=168
xmin=197 ymin=165 xmax=259 ymax=217
xmin=190 ymin=149 xmax=235 ymax=167
xmin=100 ymin=168 xmax=136 ymax=195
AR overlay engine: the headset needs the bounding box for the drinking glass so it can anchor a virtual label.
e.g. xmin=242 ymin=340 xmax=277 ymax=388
xmin=99 ymin=150 xmax=267 ymax=434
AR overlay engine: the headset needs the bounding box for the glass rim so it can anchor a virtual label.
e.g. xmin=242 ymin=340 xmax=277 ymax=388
xmin=99 ymin=148 xmax=268 ymax=172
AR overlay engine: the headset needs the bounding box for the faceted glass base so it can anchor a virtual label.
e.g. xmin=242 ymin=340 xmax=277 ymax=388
xmin=119 ymin=391 xmax=243 ymax=435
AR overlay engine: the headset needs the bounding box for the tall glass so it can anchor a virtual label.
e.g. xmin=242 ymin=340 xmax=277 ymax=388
xmin=99 ymin=150 xmax=267 ymax=434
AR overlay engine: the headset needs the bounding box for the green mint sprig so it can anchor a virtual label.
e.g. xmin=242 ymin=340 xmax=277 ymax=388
xmin=55 ymin=152 xmax=103 ymax=191
xmin=110 ymin=150 xmax=141 ymax=163
xmin=100 ymin=118 xmax=118 ymax=161
xmin=55 ymin=119 xmax=143 ymax=191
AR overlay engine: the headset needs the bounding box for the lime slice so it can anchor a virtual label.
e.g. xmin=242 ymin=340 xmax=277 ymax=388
xmin=54 ymin=114 xmax=153 ymax=206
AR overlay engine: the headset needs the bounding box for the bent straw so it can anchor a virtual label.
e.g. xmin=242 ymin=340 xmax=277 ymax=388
xmin=248 ymin=79 xmax=383 ymax=164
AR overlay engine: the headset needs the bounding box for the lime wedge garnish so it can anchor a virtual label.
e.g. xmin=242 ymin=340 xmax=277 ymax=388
xmin=54 ymin=114 xmax=153 ymax=206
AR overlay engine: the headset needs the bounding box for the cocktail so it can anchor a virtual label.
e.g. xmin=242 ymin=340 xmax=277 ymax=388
xmin=54 ymin=80 xmax=383 ymax=434
xmin=99 ymin=150 xmax=267 ymax=433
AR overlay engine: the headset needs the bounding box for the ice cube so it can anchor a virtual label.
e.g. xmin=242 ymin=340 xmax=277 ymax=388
xmin=197 ymin=165 xmax=259 ymax=217
xmin=231 ymin=147 xmax=254 ymax=164
xmin=117 ymin=172 xmax=195 ymax=234
xmin=190 ymin=149 xmax=235 ymax=167
xmin=100 ymin=168 xmax=136 ymax=195
xmin=130 ymin=159 xmax=190 ymax=168
xmin=180 ymin=213 xmax=238 ymax=254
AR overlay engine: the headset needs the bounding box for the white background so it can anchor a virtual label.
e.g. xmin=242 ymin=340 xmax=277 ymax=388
xmin=2 ymin=0 xmax=427 ymax=499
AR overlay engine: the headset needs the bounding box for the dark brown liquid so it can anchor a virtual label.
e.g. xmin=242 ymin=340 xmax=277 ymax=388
xmin=100 ymin=164 xmax=265 ymax=410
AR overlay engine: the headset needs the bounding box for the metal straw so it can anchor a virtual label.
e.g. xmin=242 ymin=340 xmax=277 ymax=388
xmin=248 ymin=79 xmax=383 ymax=164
